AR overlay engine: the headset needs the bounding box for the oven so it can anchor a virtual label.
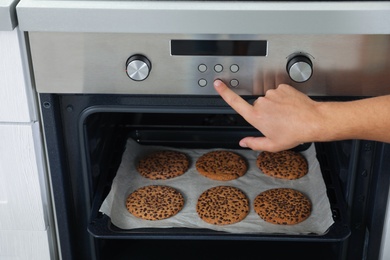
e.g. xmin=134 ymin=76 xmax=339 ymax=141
xmin=16 ymin=1 xmax=390 ymax=259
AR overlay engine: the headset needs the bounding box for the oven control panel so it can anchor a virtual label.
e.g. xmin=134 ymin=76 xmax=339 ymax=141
xmin=29 ymin=33 xmax=390 ymax=96
xmin=126 ymin=54 xmax=314 ymax=87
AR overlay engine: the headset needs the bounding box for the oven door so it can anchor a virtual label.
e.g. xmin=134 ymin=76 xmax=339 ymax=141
xmin=38 ymin=93 xmax=390 ymax=260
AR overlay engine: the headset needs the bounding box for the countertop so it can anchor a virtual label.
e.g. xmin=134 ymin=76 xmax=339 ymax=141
xmin=0 ymin=0 xmax=19 ymax=30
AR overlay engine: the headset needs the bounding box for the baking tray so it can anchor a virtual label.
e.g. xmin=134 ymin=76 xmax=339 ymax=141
xmin=88 ymin=138 xmax=350 ymax=241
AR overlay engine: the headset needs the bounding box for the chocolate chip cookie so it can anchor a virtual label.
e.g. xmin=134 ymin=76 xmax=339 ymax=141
xmin=126 ymin=185 xmax=184 ymax=221
xmin=137 ymin=150 xmax=189 ymax=180
xmin=254 ymin=188 xmax=312 ymax=225
xmin=256 ymin=150 xmax=308 ymax=180
xmin=196 ymin=186 xmax=250 ymax=225
xmin=195 ymin=150 xmax=247 ymax=181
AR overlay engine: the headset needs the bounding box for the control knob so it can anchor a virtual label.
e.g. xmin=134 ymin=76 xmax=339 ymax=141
xmin=286 ymin=55 xmax=313 ymax=83
xmin=126 ymin=54 xmax=151 ymax=81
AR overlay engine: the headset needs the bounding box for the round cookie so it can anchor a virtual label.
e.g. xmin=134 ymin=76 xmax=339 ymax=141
xmin=253 ymin=188 xmax=312 ymax=225
xmin=195 ymin=150 xmax=247 ymax=181
xmin=137 ymin=150 xmax=189 ymax=180
xmin=256 ymin=150 xmax=308 ymax=180
xmin=196 ymin=186 xmax=249 ymax=225
xmin=126 ymin=185 xmax=184 ymax=221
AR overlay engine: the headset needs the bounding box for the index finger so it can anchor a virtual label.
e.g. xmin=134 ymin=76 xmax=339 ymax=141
xmin=213 ymin=79 xmax=254 ymax=118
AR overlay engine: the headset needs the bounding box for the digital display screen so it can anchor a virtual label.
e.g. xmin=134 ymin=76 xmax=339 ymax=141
xmin=171 ymin=40 xmax=267 ymax=56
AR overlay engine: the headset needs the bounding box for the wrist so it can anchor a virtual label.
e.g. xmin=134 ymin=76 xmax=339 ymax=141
xmin=313 ymin=101 xmax=360 ymax=142
xmin=309 ymin=101 xmax=339 ymax=142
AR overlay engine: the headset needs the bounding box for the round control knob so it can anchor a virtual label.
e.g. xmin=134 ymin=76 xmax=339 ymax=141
xmin=287 ymin=55 xmax=313 ymax=83
xmin=126 ymin=55 xmax=151 ymax=81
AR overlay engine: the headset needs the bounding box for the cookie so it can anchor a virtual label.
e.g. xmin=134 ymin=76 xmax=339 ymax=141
xmin=195 ymin=151 xmax=247 ymax=181
xmin=196 ymin=186 xmax=249 ymax=225
xmin=253 ymin=188 xmax=312 ymax=225
xmin=256 ymin=150 xmax=308 ymax=180
xmin=137 ymin=150 xmax=189 ymax=180
xmin=126 ymin=185 xmax=184 ymax=221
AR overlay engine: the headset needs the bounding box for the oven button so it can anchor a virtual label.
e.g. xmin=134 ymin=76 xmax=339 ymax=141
xmin=126 ymin=54 xmax=151 ymax=81
xmin=230 ymin=64 xmax=239 ymax=73
xmin=214 ymin=64 xmax=223 ymax=73
xmin=230 ymin=79 xmax=239 ymax=88
xmin=198 ymin=78 xmax=207 ymax=87
xmin=286 ymin=55 xmax=313 ymax=83
xmin=198 ymin=64 xmax=207 ymax=73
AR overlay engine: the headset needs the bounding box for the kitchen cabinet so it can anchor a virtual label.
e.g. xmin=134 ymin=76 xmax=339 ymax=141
xmin=0 ymin=28 xmax=55 ymax=259
xmin=0 ymin=29 xmax=36 ymax=122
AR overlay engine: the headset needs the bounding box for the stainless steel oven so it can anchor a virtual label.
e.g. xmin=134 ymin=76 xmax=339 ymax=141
xmin=16 ymin=1 xmax=390 ymax=259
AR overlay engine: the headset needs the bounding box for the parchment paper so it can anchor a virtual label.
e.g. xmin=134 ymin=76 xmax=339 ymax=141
xmin=99 ymin=139 xmax=334 ymax=234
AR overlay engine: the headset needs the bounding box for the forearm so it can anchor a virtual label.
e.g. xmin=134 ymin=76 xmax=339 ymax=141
xmin=315 ymin=95 xmax=390 ymax=143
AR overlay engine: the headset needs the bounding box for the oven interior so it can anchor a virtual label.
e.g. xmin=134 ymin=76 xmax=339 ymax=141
xmin=41 ymin=94 xmax=390 ymax=260
xmin=87 ymin=113 xmax=347 ymax=259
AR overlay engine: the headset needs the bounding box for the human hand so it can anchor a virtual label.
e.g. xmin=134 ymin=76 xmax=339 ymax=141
xmin=213 ymin=79 xmax=322 ymax=152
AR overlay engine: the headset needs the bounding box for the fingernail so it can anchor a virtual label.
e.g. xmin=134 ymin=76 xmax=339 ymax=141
xmin=214 ymin=79 xmax=222 ymax=88
xmin=239 ymin=141 xmax=248 ymax=148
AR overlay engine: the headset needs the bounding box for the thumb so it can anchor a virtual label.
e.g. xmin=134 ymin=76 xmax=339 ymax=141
xmin=239 ymin=137 xmax=290 ymax=152
xmin=239 ymin=137 xmax=276 ymax=152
